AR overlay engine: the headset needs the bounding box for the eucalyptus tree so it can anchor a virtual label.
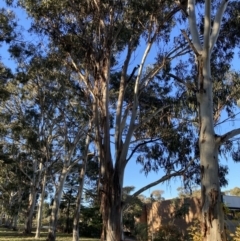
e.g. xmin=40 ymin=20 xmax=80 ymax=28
xmin=18 ymin=52 xmax=91 ymax=239
xmin=0 ymin=7 xmax=17 ymax=46
xmin=174 ymin=0 xmax=240 ymax=240
xmin=0 ymin=154 xmax=29 ymax=229
xmin=224 ymin=187 xmax=240 ymax=197
xmin=0 ymin=8 xmax=17 ymax=102
xmin=13 ymin=1 xmax=199 ymax=240
xmin=0 ymin=72 xmax=38 ymax=231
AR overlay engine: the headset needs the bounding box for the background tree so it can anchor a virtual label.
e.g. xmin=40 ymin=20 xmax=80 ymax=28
xmin=14 ymin=1 xmax=196 ymax=240
xmin=224 ymin=187 xmax=240 ymax=197
xmin=122 ymin=186 xmax=144 ymax=236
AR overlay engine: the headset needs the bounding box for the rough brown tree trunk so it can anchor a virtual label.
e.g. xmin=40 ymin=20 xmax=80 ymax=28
xmin=106 ymin=201 xmax=122 ymax=241
xmin=101 ymin=170 xmax=123 ymax=241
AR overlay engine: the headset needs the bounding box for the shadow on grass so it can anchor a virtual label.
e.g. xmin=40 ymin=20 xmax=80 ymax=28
xmin=0 ymin=227 xmax=99 ymax=241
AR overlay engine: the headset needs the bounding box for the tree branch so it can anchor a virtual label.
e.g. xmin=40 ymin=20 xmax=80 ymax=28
xmin=188 ymin=0 xmax=202 ymax=52
xmin=115 ymin=44 xmax=133 ymax=157
xmin=124 ymin=159 xmax=194 ymax=205
xmin=181 ymin=30 xmax=201 ymax=56
xmin=120 ymin=41 xmax=153 ymax=166
xmin=133 ymin=105 xmax=170 ymax=131
xmin=126 ymin=138 xmax=161 ymax=164
xmin=203 ymin=0 xmax=211 ymax=52
xmin=217 ymin=128 xmax=240 ymax=145
xmin=139 ymin=59 xmax=166 ymax=92
xmin=209 ymin=0 xmax=229 ymax=53
xmin=67 ymin=55 xmax=95 ymax=101
xmin=124 ymin=169 xmax=184 ymax=205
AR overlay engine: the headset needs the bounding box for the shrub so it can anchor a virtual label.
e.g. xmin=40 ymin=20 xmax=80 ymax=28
xmin=232 ymin=225 xmax=240 ymax=241
xmin=153 ymin=224 xmax=185 ymax=241
xmin=133 ymin=223 xmax=149 ymax=241
xmin=187 ymin=219 xmax=202 ymax=241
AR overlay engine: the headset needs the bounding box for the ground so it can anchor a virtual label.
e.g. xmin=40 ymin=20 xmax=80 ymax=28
xmin=0 ymin=227 xmax=99 ymax=241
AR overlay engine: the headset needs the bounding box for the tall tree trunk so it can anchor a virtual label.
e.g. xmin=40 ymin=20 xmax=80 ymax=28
xmin=101 ymin=169 xmax=123 ymax=241
xmin=187 ymin=0 xmax=229 ymax=240
xmin=47 ymin=168 xmax=68 ymax=241
xmin=12 ymin=214 xmax=18 ymax=230
xmin=72 ymin=167 xmax=85 ymax=241
xmin=35 ymin=169 xmax=47 ymax=238
xmin=72 ymin=121 xmax=92 ymax=241
xmin=106 ymin=200 xmax=122 ymax=241
xmin=24 ymin=158 xmax=41 ymax=234
xmin=199 ymin=55 xmax=226 ymax=241
xmin=24 ymin=186 xmax=38 ymax=234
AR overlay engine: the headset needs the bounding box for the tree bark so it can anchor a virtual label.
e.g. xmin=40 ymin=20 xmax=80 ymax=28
xmin=47 ymin=168 xmax=68 ymax=241
xmin=187 ymin=0 xmax=229 ymax=240
xmin=106 ymin=203 xmax=122 ymax=241
xmin=103 ymin=175 xmax=123 ymax=241
xmin=24 ymin=186 xmax=38 ymax=234
xmin=35 ymin=169 xmax=47 ymax=238
xmin=198 ymin=53 xmax=226 ymax=241
xmin=194 ymin=38 xmax=227 ymax=241
xmin=65 ymin=198 xmax=71 ymax=234
xmin=72 ymin=121 xmax=91 ymax=241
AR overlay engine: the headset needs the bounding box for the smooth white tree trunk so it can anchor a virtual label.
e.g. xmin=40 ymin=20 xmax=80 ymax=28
xmin=35 ymin=169 xmax=47 ymax=238
xmin=47 ymin=168 xmax=68 ymax=241
xmin=187 ymin=0 xmax=229 ymax=240
xmin=72 ymin=122 xmax=92 ymax=241
xmin=24 ymin=187 xmax=38 ymax=234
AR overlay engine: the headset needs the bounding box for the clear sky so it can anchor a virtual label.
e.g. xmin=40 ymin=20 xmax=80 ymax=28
xmin=1 ymin=2 xmax=239 ymax=200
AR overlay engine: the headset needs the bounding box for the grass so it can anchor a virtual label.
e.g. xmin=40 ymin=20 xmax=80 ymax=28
xmin=0 ymin=227 xmax=99 ymax=241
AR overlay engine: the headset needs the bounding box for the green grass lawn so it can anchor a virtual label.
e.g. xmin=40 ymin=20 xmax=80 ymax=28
xmin=0 ymin=227 xmax=99 ymax=241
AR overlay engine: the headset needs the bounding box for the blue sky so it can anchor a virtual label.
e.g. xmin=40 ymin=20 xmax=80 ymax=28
xmin=1 ymin=2 xmax=239 ymax=200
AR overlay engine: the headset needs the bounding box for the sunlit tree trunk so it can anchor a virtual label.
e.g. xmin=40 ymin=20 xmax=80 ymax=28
xmin=35 ymin=168 xmax=47 ymax=238
xmin=187 ymin=0 xmax=229 ymax=240
xmin=72 ymin=121 xmax=92 ymax=241
xmin=24 ymin=160 xmax=39 ymax=234
xmin=198 ymin=54 xmax=226 ymax=240
xmin=92 ymin=57 xmax=124 ymax=241
xmin=47 ymin=167 xmax=68 ymax=241
xmin=24 ymin=187 xmax=38 ymax=234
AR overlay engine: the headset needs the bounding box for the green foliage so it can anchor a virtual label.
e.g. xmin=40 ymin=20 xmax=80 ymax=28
xmin=187 ymin=219 xmax=202 ymax=241
xmin=177 ymin=187 xmax=201 ymax=198
xmin=122 ymin=186 xmax=144 ymax=232
xmin=225 ymin=187 xmax=240 ymax=197
xmin=0 ymin=63 xmax=12 ymax=101
xmin=0 ymin=227 xmax=99 ymax=240
xmin=0 ymin=8 xmax=17 ymax=43
xmin=79 ymin=206 xmax=102 ymax=238
xmin=133 ymin=223 xmax=149 ymax=241
xmin=150 ymin=190 xmax=164 ymax=201
xmin=231 ymin=225 xmax=240 ymax=241
xmin=154 ymin=224 xmax=185 ymax=241
xmin=171 ymin=198 xmax=190 ymax=219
